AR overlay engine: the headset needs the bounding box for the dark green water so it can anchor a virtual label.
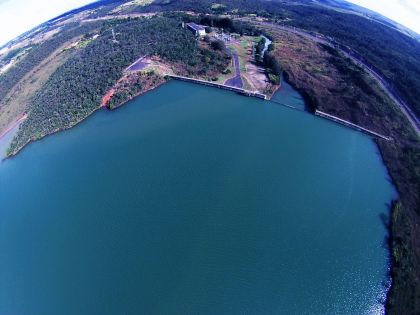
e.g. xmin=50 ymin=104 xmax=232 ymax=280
xmin=0 ymin=81 xmax=394 ymax=314
xmin=0 ymin=124 xmax=18 ymax=157
xmin=271 ymin=80 xmax=306 ymax=111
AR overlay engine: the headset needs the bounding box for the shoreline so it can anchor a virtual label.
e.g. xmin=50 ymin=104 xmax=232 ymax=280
xmin=3 ymin=77 xmax=269 ymax=159
xmin=4 ymin=106 xmax=103 ymax=160
xmin=107 ymin=76 xmax=167 ymax=110
xmin=280 ymin=63 xmax=415 ymax=314
xmin=5 ymin=76 xmax=399 ymax=159
xmin=2 ymin=77 xmax=401 ymax=312
xmin=0 ymin=113 xmax=28 ymax=141
xmin=4 ymin=79 xmax=169 ymax=160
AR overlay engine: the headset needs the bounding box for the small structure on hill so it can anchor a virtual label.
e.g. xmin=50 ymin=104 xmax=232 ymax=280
xmin=186 ymin=23 xmax=206 ymax=37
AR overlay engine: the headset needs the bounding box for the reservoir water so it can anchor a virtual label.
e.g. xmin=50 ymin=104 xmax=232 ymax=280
xmin=271 ymin=79 xmax=306 ymax=111
xmin=0 ymin=123 xmax=19 ymax=158
xmin=0 ymin=81 xmax=394 ymax=314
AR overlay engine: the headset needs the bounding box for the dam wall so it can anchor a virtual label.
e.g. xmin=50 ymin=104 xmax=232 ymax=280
xmin=315 ymin=110 xmax=392 ymax=141
xmin=168 ymin=75 xmax=267 ymax=100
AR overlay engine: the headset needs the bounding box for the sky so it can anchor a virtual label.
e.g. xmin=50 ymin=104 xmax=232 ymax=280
xmin=346 ymin=0 xmax=420 ymax=34
xmin=0 ymin=0 xmax=419 ymax=46
xmin=0 ymin=0 xmax=96 ymax=46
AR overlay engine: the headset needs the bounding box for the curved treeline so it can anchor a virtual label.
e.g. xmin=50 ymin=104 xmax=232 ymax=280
xmin=0 ymin=22 xmax=103 ymax=102
xmin=8 ymin=17 xmax=204 ymax=155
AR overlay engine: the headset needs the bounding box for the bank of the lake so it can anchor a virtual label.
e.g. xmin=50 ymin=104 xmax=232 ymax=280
xmin=270 ymin=80 xmax=306 ymax=111
xmin=0 ymin=81 xmax=395 ymax=314
xmin=0 ymin=118 xmax=22 ymax=158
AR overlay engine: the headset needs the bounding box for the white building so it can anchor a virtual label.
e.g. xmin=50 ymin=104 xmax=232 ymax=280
xmin=186 ymin=23 xmax=206 ymax=37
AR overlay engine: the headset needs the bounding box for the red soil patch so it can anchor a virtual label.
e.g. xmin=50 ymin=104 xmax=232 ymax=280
xmin=101 ymin=89 xmax=115 ymax=107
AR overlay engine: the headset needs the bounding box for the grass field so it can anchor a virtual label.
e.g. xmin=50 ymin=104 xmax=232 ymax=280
xmin=0 ymin=38 xmax=79 ymax=135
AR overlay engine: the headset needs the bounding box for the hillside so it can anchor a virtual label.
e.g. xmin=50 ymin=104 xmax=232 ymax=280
xmin=6 ymin=16 xmax=231 ymax=155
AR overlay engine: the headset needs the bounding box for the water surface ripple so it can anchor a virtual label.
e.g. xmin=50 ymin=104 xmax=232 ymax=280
xmin=0 ymin=81 xmax=395 ymax=314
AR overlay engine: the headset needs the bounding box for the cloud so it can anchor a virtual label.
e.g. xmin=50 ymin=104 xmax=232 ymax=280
xmin=346 ymin=0 xmax=420 ymax=34
xmin=0 ymin=0 xmax=96 ymax=46
xmin=397 ymin=0 xmax=420 ymax=15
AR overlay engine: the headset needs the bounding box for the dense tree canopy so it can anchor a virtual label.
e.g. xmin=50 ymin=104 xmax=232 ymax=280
xmin=0 ymin=23 xmax=103 ymax=102
xmin=9 ymin=17 xmax=216 ymax=153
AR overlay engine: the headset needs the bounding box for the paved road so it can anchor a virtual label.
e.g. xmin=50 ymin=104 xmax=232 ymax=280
xmin=127 ymin=55 xmax=148 ymax=71
xmin=257 ymin=22 xmax=420 ymax=137
xmin=225 ymin=49 xmax=243 ymax=89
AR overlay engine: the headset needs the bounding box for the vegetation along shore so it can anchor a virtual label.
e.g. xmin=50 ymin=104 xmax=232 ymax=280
xmin=0 ymin=1 xmax=418 ymax=313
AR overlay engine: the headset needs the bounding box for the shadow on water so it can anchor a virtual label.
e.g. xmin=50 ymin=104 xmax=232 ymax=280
xmin=0 ymin=123 xmax=20 ymax=160
xmin=270 ymin=79 xmax=307 ymax=111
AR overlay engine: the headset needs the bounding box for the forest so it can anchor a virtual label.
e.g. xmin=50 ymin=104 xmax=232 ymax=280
xmin=0 ymin=22 xmax=104 ymax=102
xmin=8 ymin=16 xmax=225 ymax=155
xmin=121 ymin=0 xmax=420 ymax=117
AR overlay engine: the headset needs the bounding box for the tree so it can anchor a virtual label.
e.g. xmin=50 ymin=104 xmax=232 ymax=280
xmin=263 ymin=53 xmax=282 ymax=76
xmin=211 ymin=39 xmax=225 ymax=51
xmin=255 ymin=37 xmax=266 ymax=63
